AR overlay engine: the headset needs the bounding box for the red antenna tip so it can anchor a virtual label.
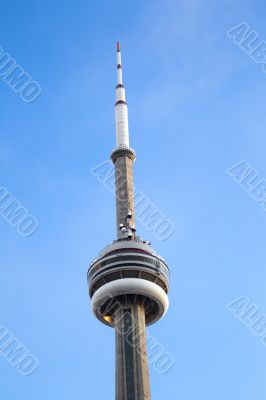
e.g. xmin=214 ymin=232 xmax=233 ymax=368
xmin=117 ymin=42 xmax=121 ymax=51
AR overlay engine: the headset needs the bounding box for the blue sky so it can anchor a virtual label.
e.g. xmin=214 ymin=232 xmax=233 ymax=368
xmin=1 ymin=0 xmax=266 ymax=398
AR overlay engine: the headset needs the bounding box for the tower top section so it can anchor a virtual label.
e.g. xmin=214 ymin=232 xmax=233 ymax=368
xmin=116 ymin=42 xmax=122 ymax=85
xmin=115 ymin=42 xmax=129 ymax=147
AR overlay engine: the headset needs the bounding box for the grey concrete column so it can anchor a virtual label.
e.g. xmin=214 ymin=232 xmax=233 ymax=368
xmin=114 ymin=155 xmax=135 ymax=231
xmin=115 ymin=300 xmax=151 ymax=400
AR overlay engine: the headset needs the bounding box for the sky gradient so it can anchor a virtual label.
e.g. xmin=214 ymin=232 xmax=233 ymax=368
xmin=1 ymin=0 xmax=266 ymax=398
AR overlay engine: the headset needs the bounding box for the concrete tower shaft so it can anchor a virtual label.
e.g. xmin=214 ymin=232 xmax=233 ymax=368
xmin=115 ymin=302 xmax=150 ymax=400
xmin=111 ymin=147 xmax=136 ymax=236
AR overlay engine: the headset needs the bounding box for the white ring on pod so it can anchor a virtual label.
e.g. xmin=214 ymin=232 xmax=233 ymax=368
xmin=91 ymin=278 xmax=169 ymax=327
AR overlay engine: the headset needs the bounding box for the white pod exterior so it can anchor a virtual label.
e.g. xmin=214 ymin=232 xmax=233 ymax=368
xmin=91 ymin=278 xmax=169 ymax=327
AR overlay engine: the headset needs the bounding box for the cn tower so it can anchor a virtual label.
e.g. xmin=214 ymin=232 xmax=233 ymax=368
xmin=88 ymin=42 xmax=170 ymax=400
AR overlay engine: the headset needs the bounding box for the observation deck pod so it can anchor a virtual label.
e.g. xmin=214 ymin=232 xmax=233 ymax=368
xmin=88 ymin=239 xmax=170 ymax=327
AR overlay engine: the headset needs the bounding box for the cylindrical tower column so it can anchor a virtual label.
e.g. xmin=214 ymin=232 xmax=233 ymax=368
xmin=115 ymin=299 xmax=151 ymax=400
xmin=111 ymin=148 xmax=136 ymax=234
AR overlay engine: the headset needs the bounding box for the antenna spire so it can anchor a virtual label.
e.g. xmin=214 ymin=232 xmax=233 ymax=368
xmin=116 ymin=41 xmax=123 ymax=85
xmin=115 ymin=42 xmax=129 ymax=147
